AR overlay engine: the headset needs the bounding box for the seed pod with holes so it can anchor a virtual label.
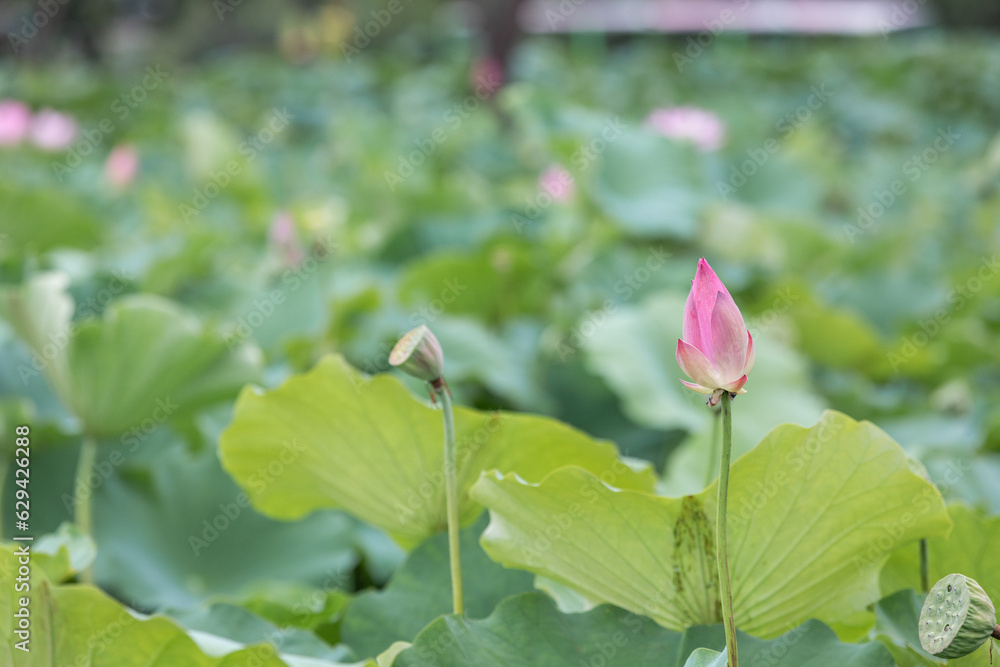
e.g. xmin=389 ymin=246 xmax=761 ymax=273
xmin=918 ymin=573 xmax=997 ymax=659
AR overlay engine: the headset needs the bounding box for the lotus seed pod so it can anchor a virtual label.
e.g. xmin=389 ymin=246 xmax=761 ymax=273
xmin=918 ymin=573 xmax=997 ymax=659
xmin=389 ymin=324 xmax=444 ymax=383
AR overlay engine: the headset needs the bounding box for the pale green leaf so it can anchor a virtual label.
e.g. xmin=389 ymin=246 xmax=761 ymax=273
xmin=220 ymin=355 xmax=654 ymax=548
xmin=471 ymin=411 xmax=952 ymax=637
xmin=67 ymin=295 xmax=261 ymax=436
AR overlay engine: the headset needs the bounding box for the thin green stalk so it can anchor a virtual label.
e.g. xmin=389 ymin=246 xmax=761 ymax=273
xmin=75 ymin=435 xmax=98 ymax=584
xmin=718 ymin=393 xmax=739 ymax=667
xmin=435 ymin=385 xmax=464 ymax=615
xmin=705 ymin=408 xmax=721 ymax=488
xmin=919 ymin=539 xmax=930 ymax=592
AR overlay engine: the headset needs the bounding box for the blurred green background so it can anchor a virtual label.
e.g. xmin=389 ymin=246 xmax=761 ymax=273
xmin=0 ymin=0 xmax=999 ymax=661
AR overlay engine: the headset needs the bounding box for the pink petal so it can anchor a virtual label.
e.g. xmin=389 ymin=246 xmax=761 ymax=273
xmin=680 ymin=379 xmax=715 ymax=395
xmin=676 ymin=339 xmax=720 ymax=389
xmin=743 ymin=331 xmax=755 ymax=376
xmin=709 ymin=290 xmax=748 ymax=382
xmin=721 ymin=374 xmax=748 ymax=394
xmin=685 ymin=258 xmax=731 ymax=360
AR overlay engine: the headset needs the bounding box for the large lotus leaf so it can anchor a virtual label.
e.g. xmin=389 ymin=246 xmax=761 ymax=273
xmin=583 ymin=290 xmax=826 ymax=494
xmin=0 ymin=274 xmax=261 ymax=437
xmin=471 ymin=411 xmax=952 ymax=637
xmin=880 ymin=503 xmax=1000 ymax=605
xmin=390 ymin=592 xmax=894 ymax=667
xmin=0 ymin=545 xmax=357 ymax=667
xmin=219 ymin=355 xmax=654 ymax=548
xmin=341 ymin=517 xmax=534 ymax=659
xmin=66 ymin=295 xmax=261 ymax=436
xmin=91 ymin=440 xmax=376 ymax=610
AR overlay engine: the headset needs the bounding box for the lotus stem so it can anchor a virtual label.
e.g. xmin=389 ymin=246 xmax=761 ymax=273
xmin=718 ymin=392 xmax=739 ymax=667
xmin=75 ymin=434 xmax=98 ymax=584
xmin=920 ymin=539 xmax=930 ymax=592
xmin=434 ymin=381 xmax=464 ymax=615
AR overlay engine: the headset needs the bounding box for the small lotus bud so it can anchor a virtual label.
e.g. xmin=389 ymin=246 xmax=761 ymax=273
xmin=389 ymin=325 xmax=444 ymax=383
xmin=919 ymin=573 xmax=997 ymax=659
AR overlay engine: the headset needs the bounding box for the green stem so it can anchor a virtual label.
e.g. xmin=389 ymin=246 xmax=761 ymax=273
xmin=75 ymin=435 xmax=98 ymax=584
xmin=919 ymin=539 xmax=930 ymax=592
xmin=718 ymin=393 xmax=739 ymax=667
xmin=435 ymin=384 xmax=464 ymax=615
xmin=705 ymin=408 xmax=721 ymax=488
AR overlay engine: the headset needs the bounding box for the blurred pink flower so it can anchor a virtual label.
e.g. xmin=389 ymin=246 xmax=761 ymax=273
xmin=269 ymin=211 xmax=305 ymax=266
xmin=539 ymin=165 xmax=575 ymax=201
xmin=104 ymin=144 xmax=140 ymax=189
xmin=470 ymin=55 xmax=504 ymax=96
xmin=0 ymin=100 xmax=31 ymax=146
xmin=29 ymin=108 xmax=77 ymax=151
xmin=646 ymin=106 xmax=725 ymax=152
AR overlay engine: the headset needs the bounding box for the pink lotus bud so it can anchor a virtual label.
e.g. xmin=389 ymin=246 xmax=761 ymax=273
xmin=676 ymin=258 xmax=754 ymax=406
xmin=390 ymin=324 xmax=444 ymax=383
xmin=645 ymin=106 xmax=725 ymax=153
xmin=0 ymin=100 xmax=31 ymax=146
xmin=539 ymin=165 xmax=575 ymax=201
xmin=29 ymin=108 xmax=77 ymax=151
xmin=104 ymin=143 xmax=139 ymax=189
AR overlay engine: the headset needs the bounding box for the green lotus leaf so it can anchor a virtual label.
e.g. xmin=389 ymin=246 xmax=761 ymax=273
xmin=471 ymin=411 xmax=952 ymax=637
xmin=389 ymin=592 xmax=894 ymax=666
xmin=219 ymin=355 xmax=654 ymax=548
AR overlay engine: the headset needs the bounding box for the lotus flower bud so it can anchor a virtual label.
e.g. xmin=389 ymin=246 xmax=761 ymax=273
xmin=919 ymin=573 xmax=997 ymax=659
xmin=389 ymin=325 xmax=444 ymax=383
xmin=676 ymin=258 xmax=754 ymax=407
